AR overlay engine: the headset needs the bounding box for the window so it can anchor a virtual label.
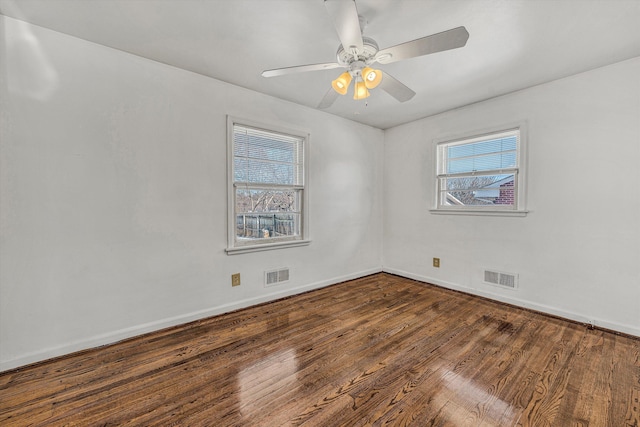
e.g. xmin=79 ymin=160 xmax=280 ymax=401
xmin=434 ymin=127 xmax=526 ymax=214
xmin=227 ymin=117 xmax=309 ymax=253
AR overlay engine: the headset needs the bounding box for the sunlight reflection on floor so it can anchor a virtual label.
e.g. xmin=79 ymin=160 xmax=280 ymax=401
xmin=238 ymin=348 xmax=299 ymax=416
xmin=437 ymin=368 xmax=516 ymax=425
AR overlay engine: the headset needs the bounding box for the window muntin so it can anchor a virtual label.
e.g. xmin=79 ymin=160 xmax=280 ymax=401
xmin=229 ymin=120 xmax=307 ymax=251
xmin=436 ymin=129 xmax=521 ymax=210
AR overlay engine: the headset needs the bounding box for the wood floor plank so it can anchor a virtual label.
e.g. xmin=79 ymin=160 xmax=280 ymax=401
xmin=0 ymin=273 xmax=638 ymax=426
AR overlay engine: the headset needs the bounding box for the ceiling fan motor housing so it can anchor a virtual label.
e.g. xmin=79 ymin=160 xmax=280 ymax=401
xmin=336 ymin=36 xmax=379 ymax=68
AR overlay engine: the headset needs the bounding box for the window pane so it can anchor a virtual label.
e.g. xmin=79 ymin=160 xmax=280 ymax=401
xmin=445 ymin=134 xmax=517 ymax=173
xmin=235 ymin=136 xmax=295 ymax=163
xmin=236 ymin=188 xmax=300 ymax=214
xmin=234 ymin=158 xmax=248 ymax=182
xmin=448 ymin=136 xmax=516 ymax=158
xmin=440 ymin=174 xmax=515 ymax=206
xmin=248 ymin=160 xmax=295 ymax=185
xmin=236 ymin=213 xmax=301 ymax=240
xmin=447 ymin=151 xmax=516 ymax=173
xmin=234 ymin=124 xmax=303 ymax=185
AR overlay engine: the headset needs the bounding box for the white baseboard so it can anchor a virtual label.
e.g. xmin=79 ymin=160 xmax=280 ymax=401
xmin=383 ymin=267 xmax=640 ymax=338
xmin=0 ymin=267 xmax=383 ymax=373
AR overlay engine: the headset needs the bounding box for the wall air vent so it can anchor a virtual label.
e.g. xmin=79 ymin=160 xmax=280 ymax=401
xmin=265 ymin=268 xmax=290 ymax=287
xmin=484 ymin=270 xmax=518 ymax=289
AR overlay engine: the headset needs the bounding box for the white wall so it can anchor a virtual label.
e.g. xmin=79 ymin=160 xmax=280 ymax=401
xmin=2 ymin=14 xmax=638 ymax=373
xmin=383 ymin=57 xmax=640 ymax=336
xmin=0 ymin=16 xmax=384 ymax=371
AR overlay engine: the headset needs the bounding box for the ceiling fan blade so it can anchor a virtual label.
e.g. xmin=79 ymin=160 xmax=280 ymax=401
xmin=317 ymin=88 xmax=340 ymax=109
xmin=324 ymin=0 xmax=364 ymax=55
xmin=379 ymin=72 xmax=416 ymax=102
xmin=375 ymin=26 xmax=469 ymax=64
xmin=262 ymin=62 xmax=342 ymax=78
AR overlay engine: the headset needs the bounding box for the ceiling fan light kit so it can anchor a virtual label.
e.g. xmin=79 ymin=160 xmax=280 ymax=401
xmin=261 ymin=0 xmax=469 ymax=109
xmin=332 ymin=63 xmax=380 ymax=97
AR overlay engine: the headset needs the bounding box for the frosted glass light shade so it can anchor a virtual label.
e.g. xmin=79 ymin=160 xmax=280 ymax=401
xmin=353 ymin=80 xmax=370 ymax=100
xmin=331 ymin=72 xmax=352 ymax=95
xmin=362 ymin=67 xmax=382 ymax=89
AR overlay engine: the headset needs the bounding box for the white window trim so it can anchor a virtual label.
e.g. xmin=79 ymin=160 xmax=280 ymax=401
xmin=430 ymin=122 xmax=529 ymax=216
xmin=226 ymin=116 xmax=310 ymax=254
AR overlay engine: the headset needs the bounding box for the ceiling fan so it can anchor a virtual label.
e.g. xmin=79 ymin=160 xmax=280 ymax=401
xmin=261 ymin=0 xmax=469 ymax=109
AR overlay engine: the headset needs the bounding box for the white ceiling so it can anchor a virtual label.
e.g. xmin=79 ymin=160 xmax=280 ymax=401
xmin=2 ymin=0 xmax=640 ymax=129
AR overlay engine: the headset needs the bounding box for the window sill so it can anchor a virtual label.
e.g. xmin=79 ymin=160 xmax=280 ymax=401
xmin=226 ymin=239 xmax=311 ymax=255
xmin=429 ymin=209 xmax=529 ymax=217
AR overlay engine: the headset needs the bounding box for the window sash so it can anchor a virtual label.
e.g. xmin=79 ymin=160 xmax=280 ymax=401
xmin=437 ymin=171 xmax=518 ymax=209
xmin=233 ymin=187 xmax=303 ymax=245
xmin=233 ymin=182 xmax=303 ymax=191
xmin=438 ymin=168 xmax=518 ymax=179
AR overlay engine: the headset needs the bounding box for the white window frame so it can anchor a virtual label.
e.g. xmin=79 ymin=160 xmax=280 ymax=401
xmin=431 ymin=123 xmax=528 ymax=216
xmin=226 ymin=116 xmax=310 ymax=254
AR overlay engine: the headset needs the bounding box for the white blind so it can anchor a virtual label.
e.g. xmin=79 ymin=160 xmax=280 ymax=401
xmin=233 ymin=124 xmax=304 ymax=186
xmin=438 ymin=129 xmax=519 ymax=176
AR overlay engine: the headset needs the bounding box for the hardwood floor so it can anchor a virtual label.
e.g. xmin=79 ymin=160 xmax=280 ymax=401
xmin=1 ymin=273 xmax=638 ymax=426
